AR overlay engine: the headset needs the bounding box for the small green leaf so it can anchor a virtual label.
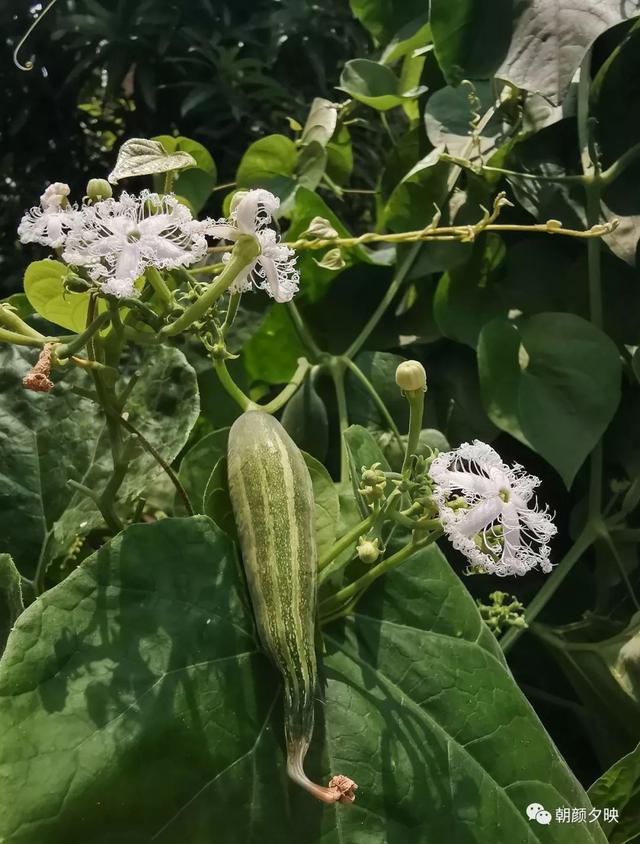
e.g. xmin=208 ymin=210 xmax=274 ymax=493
xmin=300 ymin=98 xmax=338 ymax=147
xmin=108 ymin=137 xmax=197 ymax=183
xmin=303 ymin=452 xmax=339 ymax=558
xmin=0 ymin=554 xmax=23 ymax=654
xmin=339 ymin=59 xmax=423 ymax=111
xmin=478 ymin=313 xmax=622 ymax=486
xmin=236 ymin=134 xmax=298 ymax=198
xmin=24 ymin=260 xmax=95 ymax=333
xmin=295 ymin=140 xmax=327 ymax=191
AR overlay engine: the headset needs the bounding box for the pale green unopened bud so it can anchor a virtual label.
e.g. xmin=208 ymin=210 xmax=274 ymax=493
xmin=357 ymin=537 xmax=380 ymax=564
xmin=86 ymin=179 xmax=112 ymax=202
xmin=395 ymin=360 xmax=427 ymax=393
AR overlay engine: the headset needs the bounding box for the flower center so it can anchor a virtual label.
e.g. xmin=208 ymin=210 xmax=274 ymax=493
xmin=498 ymin=487 xmax=510 ymax=503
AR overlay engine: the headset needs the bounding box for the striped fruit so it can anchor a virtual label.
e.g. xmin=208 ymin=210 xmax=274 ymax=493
xmin=227 ymin=411 xmax=356 ymax=804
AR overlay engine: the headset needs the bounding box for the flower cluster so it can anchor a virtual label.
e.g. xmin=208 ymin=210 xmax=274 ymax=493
xmin=428 ymin=440 xmax=556 ymax=577
xmin=18 ymin=183 xmax=299 ymax=302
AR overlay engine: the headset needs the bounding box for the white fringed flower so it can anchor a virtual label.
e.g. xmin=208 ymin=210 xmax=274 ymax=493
xmin=429 ymin=440 xmax=556 ymax=576
xmin=18 ymin=182 xmax=80 ymax=249
xmin=63 ymin=190 xmax=209 ymax=298
xmin=206 ymin=189 xmax=300 ymax=303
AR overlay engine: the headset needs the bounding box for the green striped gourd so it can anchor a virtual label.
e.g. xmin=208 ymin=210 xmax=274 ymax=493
xmin=227 ymin=411 xmax=356 ymax=804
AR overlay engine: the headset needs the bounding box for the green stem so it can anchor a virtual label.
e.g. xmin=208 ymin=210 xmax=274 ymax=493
xmin=600 ymin=141 xmax=640 ymax=186
xmin=401 ymin=389 xmax=425 ymax=476
xmin=260 ymin=358 xmax=311 ymax=414
xmin=162 ymin=235 xmax=260 ymax=336
xmin=0 ymin=306 xmax=44 ymax=339
xmin=500 ymin=525 xmax=597 ymax=653
xmin=287 ymin=301 xmax=323 ymax=360
xmin=163 ymin=171 xmax=175 ymax=194
xmin=213 ymin=356 xmax=311 ymax=414
xmin=214 ymin=359 xmax=254 ymax=411
xmin=330 ymin=357 xmax=350 ymax=484
xmin=115 ymin=413 xmax=194 ymax=516
xmin=220 ymin=292 xmax=242 ymax=338
xmin=146 ymin=267 xmax=174 ymax=309
xmin=320 ymin=533 xmax=439 ymax=619
xmin=318 ymin=513 xmax=376 ymax=577
xmin=0 ymin=328 xmax=45 ymax=347
xmin=55 ymin=312 xmax=110 ymax=359
xmin=601 ymin=528 xmax=640 ymax=611
xmin=345 ymin=243 xmax=419 ymax=360
xmin=342 ymin=357 xmax=402 ymax=446
xmin=33 ymin=531 xmax=53 ymax=596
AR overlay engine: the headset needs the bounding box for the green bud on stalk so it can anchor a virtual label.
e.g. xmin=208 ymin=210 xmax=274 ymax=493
xmin=86 ymin=179 xmax=113 ymax=202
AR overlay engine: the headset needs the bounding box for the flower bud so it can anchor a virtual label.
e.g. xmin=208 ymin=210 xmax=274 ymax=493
xmin=230 ymin=190 xmax=249 ymax=214
xmin=302 ymin=216 xmax=339 ymax=240
xmin=40 ymin=182 xmax=70 ymax=210
xmin=356 ymin=537 xmax=380 ymax=564
xmin=395 ymin=360 xmax=427 ymax=393
xmin=86 ymin=178 xmax=113 ymax=202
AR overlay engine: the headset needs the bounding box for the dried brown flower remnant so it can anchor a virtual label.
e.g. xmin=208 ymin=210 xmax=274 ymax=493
xmin=22 ymin=344 xmax=54 ymax=393
xmin=328 ymin=774 xmax=358 ymax=804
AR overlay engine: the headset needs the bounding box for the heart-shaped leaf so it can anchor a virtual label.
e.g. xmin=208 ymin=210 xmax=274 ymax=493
xmin=478 ymin=313 xmax=622 ymax=486
xmin=0 ymin=516 xmax=606 ymax=842
xmin=430 ymin=0 xmax=640 ymax=102
xmin=108 ymin=138 xmax=197 ymax=184
xmin=339 ymin=59 xmax=425 ymax=111
xmin=24 ymin=259 xmax=95 ymax=333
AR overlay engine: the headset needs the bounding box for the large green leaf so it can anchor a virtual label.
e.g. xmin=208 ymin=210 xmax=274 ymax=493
xmin=536 ymin=616 xmax=640 ymax=767
xmin=434 ymin=234 xmax=507 ymax=347
xmin=0 ymin=345 xmax=199 ymax=576
xmin=242 ymin=305 xmax=307 ymax=385
xmin=430 ymin=0 xmax=639 ymax=102
xmin=0 ymin=554 xmax=23 ymax=654
xmin=235 ymin=134 xmax=298 ymax=198
xmin=286 ymin=187 xmax=374 ymax=301
xmin=478 ymin=313 xmax=622 ymax=486
xmin=0 ymin=516 xmax=605 ymax=842
xmin=384 ymin=148 xmax=451 ymax=232
xmin=424 ymin=82 xmax=504 ymax=158
xmin=589 ymin=741 xmax=640 ymax=844
xmin=349 ymin=0 xmax=427 ymax=43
